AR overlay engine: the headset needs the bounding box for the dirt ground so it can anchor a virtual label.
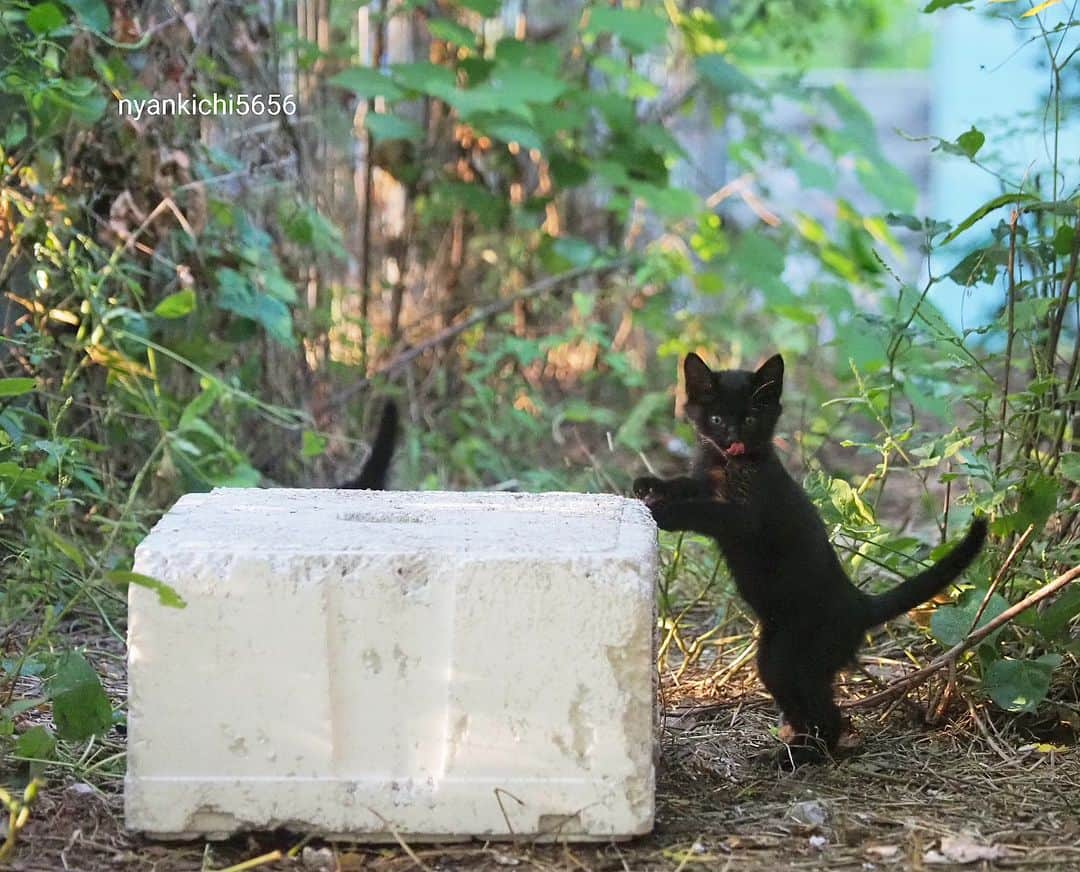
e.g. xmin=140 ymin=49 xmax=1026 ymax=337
xmin=5 ymin=631 xmax=1080 ymax=872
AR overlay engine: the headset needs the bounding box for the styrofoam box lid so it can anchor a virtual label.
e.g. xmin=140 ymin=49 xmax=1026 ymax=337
xmin=137 ymin=488 xmax=654 ymax=557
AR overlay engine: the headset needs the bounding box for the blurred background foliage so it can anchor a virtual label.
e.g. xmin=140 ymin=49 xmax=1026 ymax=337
xmin=0 ymin=0 xmax=1078 ymax=782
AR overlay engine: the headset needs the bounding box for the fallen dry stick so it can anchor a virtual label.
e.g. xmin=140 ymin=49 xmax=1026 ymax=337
xmin=846 ymin=563 xmax=1080 ymax=710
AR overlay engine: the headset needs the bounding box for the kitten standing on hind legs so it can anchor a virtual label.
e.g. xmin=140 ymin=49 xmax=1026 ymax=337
xmin=634 ymin=352 xmax=988 ymax=765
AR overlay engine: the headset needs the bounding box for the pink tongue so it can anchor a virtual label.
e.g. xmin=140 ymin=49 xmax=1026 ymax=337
xmin=727 ymin=442 xmax=746 ymax=456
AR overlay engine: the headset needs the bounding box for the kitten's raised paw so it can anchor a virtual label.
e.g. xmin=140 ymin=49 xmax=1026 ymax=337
xmin=632 ymin=476 xmax=666 ymax=506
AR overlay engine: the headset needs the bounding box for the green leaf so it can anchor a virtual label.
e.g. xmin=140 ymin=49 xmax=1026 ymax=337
xmin=993 ymin=474 xmax=1058 ymax=536
xmin=2 ymin=659 xmax=45 ymax=679
xmin=553 ymin=237 xmax=600 ymax=269
xmin=633 ymin=184 xmax=699 ymax=219
xmin=947 ymin=245 xmax=1008 ymax=286
xmin=1011 ymin=296 xmax=1055 ymax=330
xmin=5 ymin=120 xmax=27 ymax=148
xmin=428 ymin=18 xmax=476 ymax=46
xmin=27 ymin=2 xmax=66 ymax=33
xmin=1035 ymin=585 xmax=1080 ymax=639
xmin=827 ymin=477 xmax=875 ymax=526
xmin=697 ymin=56 xmax=762 ymax=97
xmin=488 ymin=66 xmax=568 ymax=106
xmin=585 ymin=7 xmax=667 ymax=52
xmin=941 ymin=192 xmax=1038 ymax=245
xmin=216 ymin=267 xmax=296 ymax=347
xmin=430 ymin=181 xmax=507 ymax=228
xmin=855 ymin=156 xmax=918 ymax=212
xmin=260 ymin=265 xmax=298 ymax=304
xmin=1059 ymin=453 xmax=1080 ymax=485
xmin=34 ymin=523 xmax=86 ymax=570
xmin=47 ymin=651 xmax=113 ymax=742
xmin=302 ymin=430 xmax=328 ymax=458
xmin=983 ymin=654 xmax=1060 ymax=713
xmin=391 ymin=62 xmax=457 ymax=97
xmin=15 ymin=725 xmax=56 ymax=778
xmin=329 ymin=67 xmax=404 ymax=100
xmin=364 ymin=113 xmax=424 ymax=143
xmin=153 ymin=289 xmax=197 ymax=319
xmin=283 ymin=206 xmax=347 ymax=258
xmin=955 ymin=126 xmax=985 ymax=158
xmin=455 ymin=0 xmax=498 ymax=15
xmin=476 ymin=117 xmax=544 ymax=152
xmin=930 ymin=589 xmax=1009 ymax=648
xmin=0 ymin=377 xmax=36 ymax=397
xmin=64 ymin=0 xmax=109 ymax=31
xmin=549 ymin=153 xmax=589 ymax=187
xmin=923 ymin=0 xmax=971 ymax=10
xmin=616 ymin=391 xmax=669 ymax=451
xmin=885 ymin=212 xmax=924 ymax=232
xmin=106 ymin=570 xmax=186 ymax=608
xmin=1052 ymin=224 xmax=1075 ymax=256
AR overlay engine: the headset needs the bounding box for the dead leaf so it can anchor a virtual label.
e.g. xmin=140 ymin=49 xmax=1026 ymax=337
xmin=924 ymin=835 xmax=1013 ymax=865
xmin=865 ymin=844 xmax=901 ymax=861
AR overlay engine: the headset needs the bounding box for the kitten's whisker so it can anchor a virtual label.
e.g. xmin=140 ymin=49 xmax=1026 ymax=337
xmin=699 ymin=433 xmax=729 ymax=457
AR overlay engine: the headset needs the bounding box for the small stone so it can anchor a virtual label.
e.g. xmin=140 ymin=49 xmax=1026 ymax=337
xmin=788 ymin=799 xmax=829 ymax=828
xmin=302 ymin=846 xmax=335 ymax=869
xmin=66 ymin=782 xmax=95 ymax=796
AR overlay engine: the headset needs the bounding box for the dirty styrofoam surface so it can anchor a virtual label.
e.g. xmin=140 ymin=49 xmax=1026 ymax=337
xmin=125 ymin=488 xmax=657 ymax=841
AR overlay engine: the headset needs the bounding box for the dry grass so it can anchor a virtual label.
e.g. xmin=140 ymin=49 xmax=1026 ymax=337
xmin=5 ymin=607 xmax=1080 ymax=872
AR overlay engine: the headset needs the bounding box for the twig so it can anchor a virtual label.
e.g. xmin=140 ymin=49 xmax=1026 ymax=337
xmin=846 ymin=563 xmax=1080 ymax=710
xmin=365 ymin=807 xmax=433 ymax=871
xmin=1045 ymin=214 xmax=1080 ymax=373
xmin=494 ymin=788 xmax=524 ymax=842
xmin=967 ymin=523 xmax=1034 ymax=632
xmin=213 ymin=850 xmax=283 ymax=872
xmin=995 ymin=208 xmax=1020 ymax=472
xmin=710 ymin=638 xmax=757 ymax=690
xmin=332 ymin=260 xmax=630 ymax=405
xmin=966 ymin=697 xmax=1014 ymax=764
xmin=358 ymin=0 xmax=387 ymax=372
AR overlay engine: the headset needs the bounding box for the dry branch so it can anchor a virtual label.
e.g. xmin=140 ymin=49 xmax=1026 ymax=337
xmin=846 ymin=563 xmax=1080 ymax=710
xmin=333 ymin=259 xmax=630 ymax=405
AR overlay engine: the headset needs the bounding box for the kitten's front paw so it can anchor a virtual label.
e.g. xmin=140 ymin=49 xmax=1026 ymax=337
xmin=632 ymin=476 xmax=667 ymax=507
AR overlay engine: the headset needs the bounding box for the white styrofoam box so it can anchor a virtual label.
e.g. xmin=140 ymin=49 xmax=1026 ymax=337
xmin=125 ymin=488 xmax=657 ymax=841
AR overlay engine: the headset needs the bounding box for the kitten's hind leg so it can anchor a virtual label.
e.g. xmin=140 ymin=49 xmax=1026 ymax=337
xmin=757 ymin=636 xmax=837 ymax=768
xmin=779 ymin=672 xmax=844 ymax=768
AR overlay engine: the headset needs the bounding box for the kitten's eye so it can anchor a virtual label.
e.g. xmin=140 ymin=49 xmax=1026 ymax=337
xmin=744 ymin=415 xmax=756 ymax=426
xmin=708 ymin=414 xmax=723 ymax=426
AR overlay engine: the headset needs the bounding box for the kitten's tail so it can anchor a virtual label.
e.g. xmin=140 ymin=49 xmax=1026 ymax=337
xmin=862 ymin=517 xmax=988 ymax=629
xmin=339 ymin=399 xmax=399 ymax=490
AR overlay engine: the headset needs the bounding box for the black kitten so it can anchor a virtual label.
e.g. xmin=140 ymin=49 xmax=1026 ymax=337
xmin=634 ymin=353 xmax=987 ymax=764
xmin=339 ymin=400 xmax=399 ymax=490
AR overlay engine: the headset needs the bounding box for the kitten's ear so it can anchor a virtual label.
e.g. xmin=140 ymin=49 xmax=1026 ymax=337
xmin=684 ymin=353 xmax=714 ymax=401
xmin=753 ymin=354 xmax=784 ymax=402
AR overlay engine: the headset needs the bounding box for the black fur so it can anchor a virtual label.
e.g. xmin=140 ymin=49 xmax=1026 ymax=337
xmin=634 ymin=353 xmax=987 ymax=763
xmin=339 ymin=400 xmax=399 ymax=490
